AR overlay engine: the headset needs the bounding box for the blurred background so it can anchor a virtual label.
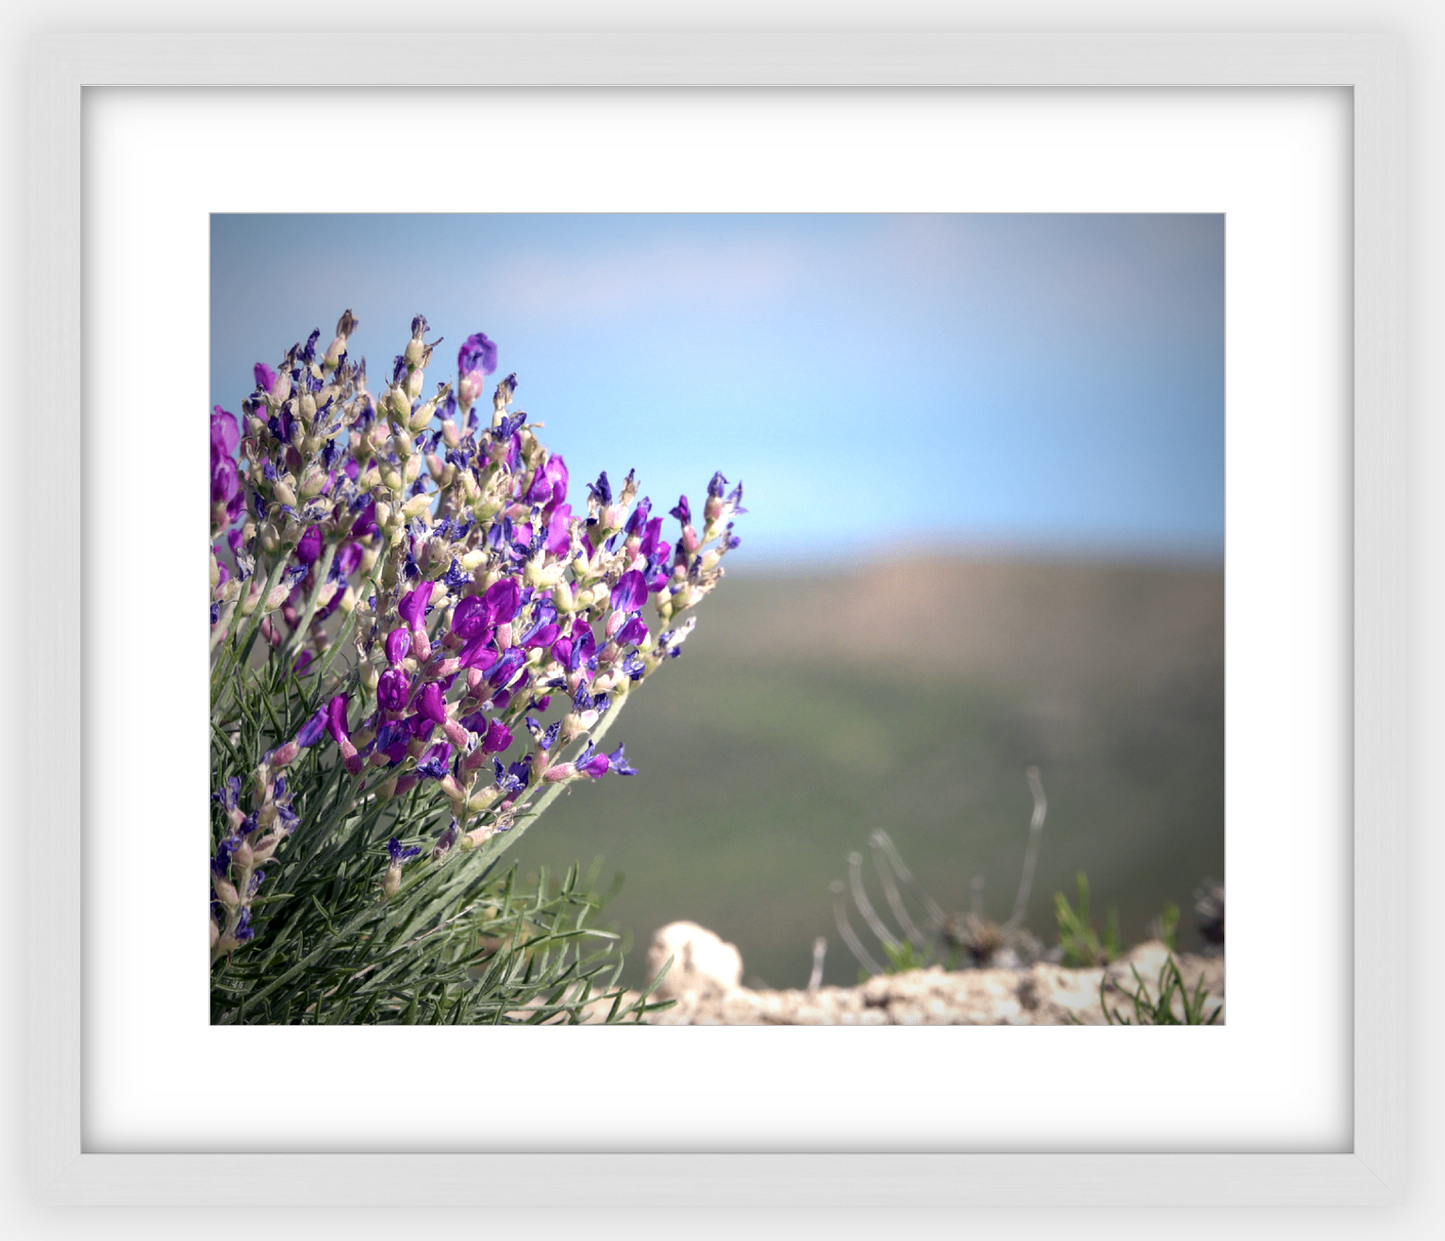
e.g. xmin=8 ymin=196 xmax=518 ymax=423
xmin=212 ymin=213 xmax=1224 ymax=988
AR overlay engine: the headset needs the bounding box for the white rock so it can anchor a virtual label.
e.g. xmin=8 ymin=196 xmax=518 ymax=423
xmin=646 ymin=921 xmax=744 ymax=1000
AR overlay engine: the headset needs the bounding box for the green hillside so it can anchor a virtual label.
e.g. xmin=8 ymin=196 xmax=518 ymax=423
xmin=507 ymin=552 xmax=1225 ymax=990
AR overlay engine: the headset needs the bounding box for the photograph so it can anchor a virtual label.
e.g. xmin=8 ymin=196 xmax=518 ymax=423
xmin=209 ymin=212 xmax=1226 ymax=1026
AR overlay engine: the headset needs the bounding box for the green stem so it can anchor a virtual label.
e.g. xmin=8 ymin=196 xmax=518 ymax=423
xmin=309 ymin=529 xmax=393 ymax=687
xmin=210 ymin=598 xmax=239 ymax=652
xmin=472 ymin=700 xmax=626 ymax=869
xmin=235 ymin=553 xmax=289 ymax=670
xmin=284 ymin=540 xmax=338 ymax=658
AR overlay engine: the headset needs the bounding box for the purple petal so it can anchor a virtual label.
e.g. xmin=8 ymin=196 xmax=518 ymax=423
xmin=610 ymin=570 xmax=647 ymax=614
xmin=211 ymin=406 xmax=240 ymax=457
xmin=399 ymin=581 xmax=434 ymax=629
xmin=384 ymin=628 xmax=412 ymax=666
xmin=484 ymin=577 xmax=521 ymax=625
xmin=457 ymin=332 xmax=498 ymax=378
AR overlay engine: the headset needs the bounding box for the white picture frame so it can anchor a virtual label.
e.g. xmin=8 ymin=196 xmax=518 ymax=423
xmin=25 ymin=32 xmax=1405 ymax=1207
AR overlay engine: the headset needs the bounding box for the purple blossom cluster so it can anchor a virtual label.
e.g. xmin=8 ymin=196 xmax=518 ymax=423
xmin=210 ymin=311 xmax=743 ymax=956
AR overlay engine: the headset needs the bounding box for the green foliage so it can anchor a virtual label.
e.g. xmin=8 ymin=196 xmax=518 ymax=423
xmin=1054 ymin=872 xmax=1121 ymax=967
xmin=881 ymin=938 xmax=932 ymax=974
xmin=1153 ymin=899 xmax=1181 ymax=952
xmin=1099 ymin=954 xmax=1223 ymax=1026
xmin=211 ymin=662 xmax=668 ymax=1025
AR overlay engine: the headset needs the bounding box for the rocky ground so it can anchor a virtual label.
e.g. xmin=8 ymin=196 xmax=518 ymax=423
xmin=603 ymin=922 xmax=1224 ymax=1026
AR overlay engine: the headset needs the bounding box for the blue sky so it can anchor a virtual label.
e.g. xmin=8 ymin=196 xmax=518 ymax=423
xmin=211 ymin=213 xmax=1223 ymax=566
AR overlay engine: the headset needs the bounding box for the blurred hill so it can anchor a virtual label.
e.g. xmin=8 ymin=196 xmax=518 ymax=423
xmin=507 ymin=551 xmax=1224 ymax=990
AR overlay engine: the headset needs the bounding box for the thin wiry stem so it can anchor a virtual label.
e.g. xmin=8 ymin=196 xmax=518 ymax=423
xmin=284 ymin=539 xmax=338 ymax=658
xmin=869 ymin=831 xmax=931 ymax=952
xmin=1002 ymin=765 xmax=1048 ymax=935
xmin=847 ymin=850 xmax=900 ymax=949
xmin=869 ymin=828 xmax=948 ymax=932
xmin=807 ymin=937 xmax=826 ymax=992
xmin=831 ymin=880 xmax=883 ymax=976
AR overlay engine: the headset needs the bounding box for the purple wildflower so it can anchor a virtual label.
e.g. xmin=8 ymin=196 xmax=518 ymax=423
xmin=384 ymin=628 xmax=412 ymax=666
xmin=610 ymin=570 xmax=647 ymax=614
xmin=606 ymin=743 xmax=638 ymax=776
xmin=377 ymin=668 xmax=410 ymax=712
xmin=211 ymin=406 xmax=240 ymax=458
xmin=295 ymin=526 xmax=322 ymax=565
xmin=484 ymin=577 xmax=521 ymax=626
xmin=296 ymin=706 xmax=328 ymax=747
xmin=480 ymin=719 xmax=512 ymax=753
xmin=451 ymin=595 xmax=490 ymax=641
xmin=386 ymin=837 xmax=423 ymax=864
xmin=457 ymin=332 xmax=498 ymax=379
xmin=576 ymin=742 xmax=610 ymax=779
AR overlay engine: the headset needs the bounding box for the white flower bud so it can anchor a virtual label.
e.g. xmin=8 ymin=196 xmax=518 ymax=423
xmin=299 ymin=467 xmax=327 ymax=500
xmin=386 ymin=387 xmax=411 ymax=421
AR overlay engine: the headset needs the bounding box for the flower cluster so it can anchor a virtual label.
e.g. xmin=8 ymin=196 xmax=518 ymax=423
xmin=210 ymin=312 xmax=743 ymax=956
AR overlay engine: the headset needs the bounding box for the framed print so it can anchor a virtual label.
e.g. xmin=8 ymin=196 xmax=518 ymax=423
xmin=26 ymin=33 xmax=1404 ymax=1206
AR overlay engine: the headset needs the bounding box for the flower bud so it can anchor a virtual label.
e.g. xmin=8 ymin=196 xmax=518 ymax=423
xmin=213 ymin=875 xmax=240 ymax=908
xmin=359 ymin=661 xmax=380 ymax=692
xmin=382 ymin=862 xmax=402 ymax=899
xmin=386 ymin=387 xmax=411 ymax=421
xmin=406 ymin=367 xmax=425 ymax=400
xmin=269 ymin=739 xmax=300 ymax=768
xmin=402 ymin=493 xmax=431 ymax=520
xmin=459 ymin=823 xmax=496 ymax=851
xmin=408 ymin=401 xmax=435 ymax=432
xmin=404 ymin=452 xmax=422 ymax=483
xmin=272 ymin=480 xmax=298 ymax=508
xmin=299 ymin=392 xmax=317 ymax=422
xmin=298 ymin=467 xmax=327 ymax=501
xmin=467 ymin=786 xmax=502 ymax=815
